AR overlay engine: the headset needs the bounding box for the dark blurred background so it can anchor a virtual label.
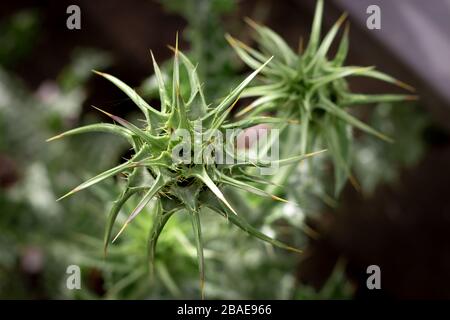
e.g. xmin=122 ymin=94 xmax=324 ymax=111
xmin=0 ymin=0 xmax=449 ymax=299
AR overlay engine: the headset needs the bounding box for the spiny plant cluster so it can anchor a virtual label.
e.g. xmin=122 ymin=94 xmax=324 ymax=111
xmin=48 ymin=0 xmax=416 ymax=298
xmin=227 ymin=0 xmax=416 ymax=194
xmin=48 ymin=39 xmax=322 ymax=298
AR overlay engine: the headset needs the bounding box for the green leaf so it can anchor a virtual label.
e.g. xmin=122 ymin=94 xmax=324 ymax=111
xmin=209 ymin=95 xmax=241 ymax=133
xmin=245 ymin=18 xmax=296 ymax=66
xmin=311 ymin=66 xmax=373 ymax=93
xmin=236 ymin=92 xmax=287 ymax=117
xmin=203 ymin=56 xmax=273 ymax=122
xmin=274 ymin=149 xmax=327 ymax=166
xmin=103 ymin=187 xmax=143 ymax=255
xmin=320 ymin=96 xmax=393 ymax=142
xmin=57 ymin=160 xmax=135 ymax=201
xmin=46 ymin=123 xmax=132 ymax=143
xmin=222 ymin=116 xmax=295 ymax=129
xmin=241 ymin=82 xmax=285 ymax=98
xmin=93 ymin=70 xmax=167 ymax=128
xmin=233 ymin=168 xmax=281 ymax=186
xmin=189 ymin=208 xmax=205 ymax=299
xmin=354 ymin=69 xmax=415 ymax=92
xmin=175 ymin=48 xmax=207 ymax=111
xmin=172 ymin=33 xmax=180 ymax=107
xmin=147 ymin=201 xmax=176 ymax=278
xmin=206 ymin=202 xmax=302 ymax=254
xmin=58 ymin=141 xmax=150 ymax=204
xmin=103 ymin=166 xmax=153 ymax=255
xmin=150 ymin=50 xmax=169 ymax=113
xmin=304 ymin=0 xmax=324 ymax=58
xmin=112 ymin=174 xmax=166 ymax=242
xmin=226 ymin=33 xmax=269 ymax=64
xmin=191 ymin=166 xmax=238 ymax=215
xmin=333 ymin=22 xmax=349 ymax=67
xmin=341 ymin=93 xmax=418 ymax=106
xmin=226 ymin=34 xmax=273 ymax=73
xmin=308 ymin=13 xmax=347 ymax=72
xmin=217 ymin=170 xmax=288 ymax=203
xmin=300 ymin=107 xmax=311 ymax=154
xmin=92 ymin=106 xmax=168 ymax=150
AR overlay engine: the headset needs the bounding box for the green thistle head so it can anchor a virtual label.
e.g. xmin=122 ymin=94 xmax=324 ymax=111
xmin=48 ymin=37 xmax=323 ymax=298
xmin=227 ymin=0 xmax=417 ymax=195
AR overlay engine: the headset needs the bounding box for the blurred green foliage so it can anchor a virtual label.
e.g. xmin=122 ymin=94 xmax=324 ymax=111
xmin=0 ymin=2 xmax=430 ymax=300
xmin=353 ymin=103 xmax=429 ymax=194
xmin=0 ymin=9 xmax=40 ymax=68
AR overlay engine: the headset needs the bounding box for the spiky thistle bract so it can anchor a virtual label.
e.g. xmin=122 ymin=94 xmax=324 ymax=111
xmin=47 ymin=38 xmax=324 ymax=298
xmin=227 ymin=0 xmax=417 ymax=195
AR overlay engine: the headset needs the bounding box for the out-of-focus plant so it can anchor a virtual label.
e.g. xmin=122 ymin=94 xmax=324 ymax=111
xmin=0 ymin=13 xmax=118 ymax=296
xmin=227 ymin=0 xmax=417 ymax=196
xmin=353 ymin=102 xmax=430 ymax=194
xmin=220 ymin=0 xmax=420 ymax=299
xmin=0 ymin=9 xmax=40 ymax=68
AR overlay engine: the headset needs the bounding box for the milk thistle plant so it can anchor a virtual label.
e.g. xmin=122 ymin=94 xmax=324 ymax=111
xmin=48 ymin=0 xmax=416 ymax=299
xmin=48 ymin=38 xmax=324 ymax=298
xmin=227 ymin=0 xmax=417 ymax=194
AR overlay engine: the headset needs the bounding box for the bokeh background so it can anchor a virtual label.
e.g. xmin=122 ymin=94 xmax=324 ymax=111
xmin=0 ymin=0 xmax=449 ymax=299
